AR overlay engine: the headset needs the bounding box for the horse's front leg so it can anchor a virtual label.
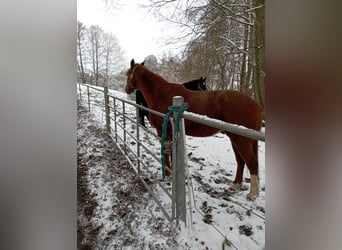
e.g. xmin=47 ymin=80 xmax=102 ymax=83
xmin=164 ymin=140 xmax=173 ymax=178
xmin=139 ymin=108 xmax=146 ymax=127
xmin=155 ymin=124 xmax=173 ymax=179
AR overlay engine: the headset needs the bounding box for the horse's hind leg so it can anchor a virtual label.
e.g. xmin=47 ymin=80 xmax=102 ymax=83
xmin=229 ymin=140 xmax=245 ymax=191
xmin=233 ymin=136 xmax=259 ymax=200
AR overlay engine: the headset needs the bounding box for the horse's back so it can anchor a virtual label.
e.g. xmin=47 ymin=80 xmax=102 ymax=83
xmin=185 ymin=90 xmax=263 ymax=130
xmin=149 ymin=84 xmax=262 ymax=132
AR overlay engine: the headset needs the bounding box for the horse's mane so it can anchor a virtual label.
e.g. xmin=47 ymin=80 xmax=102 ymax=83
xmin=136 ymin=64 xmax=170 ymax=86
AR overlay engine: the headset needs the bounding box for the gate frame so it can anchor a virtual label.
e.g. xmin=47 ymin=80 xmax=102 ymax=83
xmin=78 ymin=83 xmax=265 ymax=225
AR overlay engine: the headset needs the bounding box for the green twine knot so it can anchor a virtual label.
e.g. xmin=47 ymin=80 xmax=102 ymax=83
xmin=160 ymin=103 xmax=189 ymax=180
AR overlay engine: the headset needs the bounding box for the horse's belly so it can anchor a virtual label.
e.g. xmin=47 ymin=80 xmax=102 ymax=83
xmin=184 ymin=123 xmax=219 ymax=137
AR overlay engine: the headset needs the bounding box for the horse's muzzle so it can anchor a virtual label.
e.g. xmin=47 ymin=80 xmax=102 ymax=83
xmin=125 ymin=82 xmax=135 ymax=94
xmin=125 ymin=85 xmax=132 ymax=94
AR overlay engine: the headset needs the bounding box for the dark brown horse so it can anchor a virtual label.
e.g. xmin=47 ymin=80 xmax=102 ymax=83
xmin=136 ymin=76 xmax=207 ymax=127
xmin=125 ymin=59 xmax=263 ymax=200
xmin=182 ymin=76 xmax=207 ymax=91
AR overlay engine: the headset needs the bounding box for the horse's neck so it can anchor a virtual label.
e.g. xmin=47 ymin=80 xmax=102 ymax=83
xmin=136 ymin=67 xmax=167 ymax=107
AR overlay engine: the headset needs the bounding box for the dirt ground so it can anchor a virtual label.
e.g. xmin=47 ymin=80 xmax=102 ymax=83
xmin=77 ymin=101 xmax=178 ymax=249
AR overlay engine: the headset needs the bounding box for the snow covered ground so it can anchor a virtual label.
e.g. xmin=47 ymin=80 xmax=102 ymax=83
xmin=77 ymin=84 xmax=265 ymax=249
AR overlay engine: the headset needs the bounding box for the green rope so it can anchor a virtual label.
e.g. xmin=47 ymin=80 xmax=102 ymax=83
xmin=161 ymin=103 xmax=189 ymax=180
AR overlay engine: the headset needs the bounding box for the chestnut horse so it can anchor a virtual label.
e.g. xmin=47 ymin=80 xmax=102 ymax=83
xmin=125 ymin=59 xmax=263 ymax=200
xmin=136 ymin=76 xmax=207 ymax=127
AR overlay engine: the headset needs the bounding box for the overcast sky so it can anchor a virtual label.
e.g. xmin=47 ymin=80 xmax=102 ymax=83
xmin=77 ymin=0 xmax=180 ymax=64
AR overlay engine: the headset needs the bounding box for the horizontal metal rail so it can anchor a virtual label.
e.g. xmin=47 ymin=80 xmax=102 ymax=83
xmin=111 ymin=124 xmax=172 ymax=199
xmin=83 ymin=83 xmax=105 ymax=92
xmin=109 ymin=133 xmax=172 ymax=222
xmin=107 ymin=91 xmax=265 ymax=142
xmin=107 ymin=93 xmax=167 ymax=119
xmin=105 ymin=91 xmax=175 ymax=221
xmin=111 ymin=121 xmax=165 ymax=168
xmin=183 ymin=111 xmax=265 ymax=142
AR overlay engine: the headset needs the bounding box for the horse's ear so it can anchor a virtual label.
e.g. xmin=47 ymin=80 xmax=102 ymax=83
xmin=130 ymin=59 xmax=135 ymax=68
xmin=141 ymin=60 xmax=145 ymax=65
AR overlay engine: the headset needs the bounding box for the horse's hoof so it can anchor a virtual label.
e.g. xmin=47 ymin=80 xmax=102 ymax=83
xmin=229 ymin=183 xmax=241 ymax=192
xmin=247 ymin=192 xmax=258 ymax=201
xmin=247 ymin=175 xmax=259 ymax=200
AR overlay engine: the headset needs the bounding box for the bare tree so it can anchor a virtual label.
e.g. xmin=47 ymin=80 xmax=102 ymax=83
xmin=103 ymin=0 xmax=122 ymax=11
xmin=103 ymin=0 xmax=265 ymax=106
xmin=145 ymin=0 xmax=265 ymax=107
xmin=77 ymin=20 xmax=126 ymax=87
xmin=253 ymin=0 xmax=265 ymax=108
xmin=88 ymin=25 xmax=104 ymax=86
xmin=77 ymin=21 xmax=87 ymax=83
xmin=144 ymin=55 xmax=160 ymax=74
xmin=102 ymin=32 xmax=125 ymax=86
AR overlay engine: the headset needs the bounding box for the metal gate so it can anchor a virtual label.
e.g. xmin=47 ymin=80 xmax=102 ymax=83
xmin=78 ymin=83 xmax=265 ymax=226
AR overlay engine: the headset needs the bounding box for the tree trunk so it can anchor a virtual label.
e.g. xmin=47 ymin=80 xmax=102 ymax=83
xmin=91 ymin=41 xmax=96 ymax=85
xmin=246 ymin=21 xmax=254 ymax=97
xmin=216 ymin=56 xmax=227 ymax=90
xmin=240 ymin=22 xmax=249 ymax=93
xmin=253 ymin=0 xmax=265 ymax=109
xmin=77 ymin=22 xmax=86 ymax=83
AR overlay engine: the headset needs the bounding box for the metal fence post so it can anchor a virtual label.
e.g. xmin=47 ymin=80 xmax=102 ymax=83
xmin=136 ymin=106 xmax=141 ymax=174
xmin=171 ymin=96 xmax=187 ymax=225
xmin=104 ymin=86 xmax=110 ymax=134
xmin=113 ymin=98 xmax=118 ymax=142
xmin=78 ymin=83 xmax=82 ymax=100
xmin=122 ymin=101 xmax=127 ymax=154
xmin=87 ymin=86 xmax=90 ymax=111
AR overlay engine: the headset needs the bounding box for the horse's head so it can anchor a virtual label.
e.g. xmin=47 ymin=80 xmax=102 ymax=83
xmin=199 ymin=76 xmax=207 ymax=90
xmin=125 ymin=59 xmax=145 ymax=94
